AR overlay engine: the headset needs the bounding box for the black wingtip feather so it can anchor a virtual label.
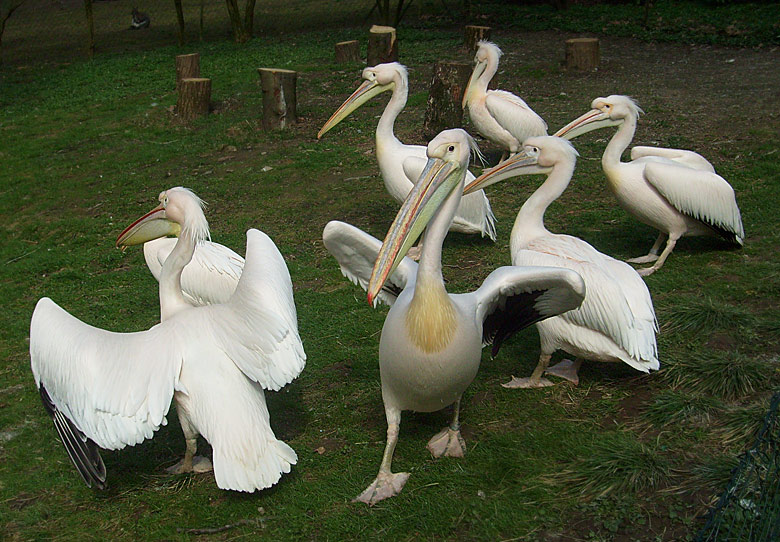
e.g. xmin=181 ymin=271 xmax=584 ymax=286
xmin=483 ymin=291 xmax=547 ymax=358
xmin=39 ymin=385 xmax=107 ymax=490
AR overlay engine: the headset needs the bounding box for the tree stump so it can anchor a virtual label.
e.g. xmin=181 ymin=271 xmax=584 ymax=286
xmin=258 ymin=68 xmax=297 ymax=130
xmin=335 ymin=40 xmax=360 ymax=63
xmin=464 ymin=25 xmax=491 ymax=53
xmin=367 ymin=25 xmax=398 ymax=67
xmin=565 ymin=38 xmax=600 ymax=70
xmin=423 ymin=61 xmax=472 ymax=140
xmin=175 ymin=53 xmax=200 ymax=91
xmin=177 ymin=77 xmax=211 ymax=121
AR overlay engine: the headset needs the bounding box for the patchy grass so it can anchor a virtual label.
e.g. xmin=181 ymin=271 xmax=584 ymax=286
xmin=1 ymin=5 xmax=779 ymax=541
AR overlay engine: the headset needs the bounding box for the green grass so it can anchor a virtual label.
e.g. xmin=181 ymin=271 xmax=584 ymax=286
xmin=1 ymin=4 xmax=780 ymax=541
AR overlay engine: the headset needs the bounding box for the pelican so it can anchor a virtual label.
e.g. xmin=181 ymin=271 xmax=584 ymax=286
xmin=464 ymin=136 xmax=659 ymax=387
xmin=554 ymin=95 xmax=744 ymax=275
xmin=142 ymin=237 xmax=243 ymax=305
xmin=30 ymin=187 xmax=305 ymax=492
xmin=323 ymin=129 xmax=585 ymax=504
xmin=318 ymin=62 xmax=497 ymax=241
xmin=462 ymin=41 xmax=548 ymax=158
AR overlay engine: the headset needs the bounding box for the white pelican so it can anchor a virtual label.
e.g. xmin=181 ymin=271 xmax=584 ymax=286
xmin=462 ymin=41 xmax=548 ymax=158
xmin=554 ymin=95 xmax=744 ymax=276
xmin=464 ymin=136 xmax=659 ymax=387
xmin=142 ymin=237 xmax=243 ymax=305
xmin=30 ymin=187 xmax=305 ymax=492
xmin=323 ymin=129 xmax=585 ymax=504
xmin=318 ymin=62 xmax=497 ymax=241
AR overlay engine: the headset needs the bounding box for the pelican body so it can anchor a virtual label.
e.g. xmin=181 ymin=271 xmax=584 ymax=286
xmin=462 ymin=41 xmax=548 ymax=157
xmin=30 ymin=187 xmax=305 ymax=492
xmin=465 ymin=136 xmax=658 ymax=387
xmin=324 ymin=130 xmax=585 ymax=504
xmin=318 ymin=62 xmax=496 ymax=240
xmin=554 ymin=95 xmax=744 ymax=275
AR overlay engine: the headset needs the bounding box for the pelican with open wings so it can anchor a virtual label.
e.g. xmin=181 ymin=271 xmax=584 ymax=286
xmin=554 ymin=95 xmax=744 ymax=275
xmin=30 ymin=187 xmax=305 ymax=492
xmin=323 ymin=129 xmax=585 ymax=504
xmin=462 ymin=41 xmax=548 ymax=158
xmin=318 ymin=62 xmax=496 ymax=240
xmin=464 ymin=136 xmax=658 ymax=388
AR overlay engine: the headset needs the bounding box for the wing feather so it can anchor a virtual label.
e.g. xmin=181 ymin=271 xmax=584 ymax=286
xmin=322 ymin=221 xmax=417 ymax=307
xmin=212 ymin=229 xmax=306 ymax=392
xmin=643 ymin=162 xmax=744 ymax=244
xmin=473 ymin=265 xmax=585 ymax=356
xmin=30 ymin=297 xmax=182 ymax=451
xmin=630 ymin=146 xmax=715 ymax=173
xmin=484 ymin=90 xmax=548 ymax=143
xmin=143 ymin=237 xmax=243 ymax=305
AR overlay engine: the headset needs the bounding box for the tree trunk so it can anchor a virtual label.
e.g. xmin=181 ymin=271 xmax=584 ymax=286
xmin=423 ymin=61 xmax=471 ymax=140
xmin=565 ymin=38 xmax=599 ymax=70
xmin=243 ymin=0 xmax=256 ymax=40
xmin=258 ymin=68 xmax=297 ymax=130
xmin=83 ymin=0 xmax=95 ymax=58
xmin=464 ymin=25 xmax=490 ymax=53
xmin=0 ymin=1 xmax=25 ymax=65
xmin=177 ymin=77 xmax=211 ymax=121
xmin=335 ymin=40 xmax=360 ymax=64
xmin=367 ymin=25 xmax=397 ymax=67
xmin=225 ymin=0 xmax=249 ymax=43
xmin=173 ymin=0 xmax=185 ymax=45
xmin=175 ymin=53 xmax=200 ymax=91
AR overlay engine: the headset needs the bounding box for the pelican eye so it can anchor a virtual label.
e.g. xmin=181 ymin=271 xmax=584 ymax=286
xmin=448 ymin=145 xmax=455 ymax=152
xmin=163 ymin=196 xmax=169 ymax=207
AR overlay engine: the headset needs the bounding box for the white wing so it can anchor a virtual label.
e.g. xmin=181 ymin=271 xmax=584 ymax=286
xmin=520 ymin=235 xmax=659 ymax=370
xmin=403 ymin=155 xmax=497 ymax=240
xmin=30 ymin=297 xmax=182 ymax=451
xmin=210 ymin=229 xmax=306 ymax=392
xmin=322 ymin=220 xmax=417 ymax=307
xmin=143 ymin=237 xmax=243 ymax=305
xmin=484 ymin=90 xmax=548 ymax=143
xmin=630 ymin=146 xmax=715 ymax=173
xmin=472 ymin=265 xmax=585 ymax=354
xmin=643 ymin=161 xmax=744 ymax=244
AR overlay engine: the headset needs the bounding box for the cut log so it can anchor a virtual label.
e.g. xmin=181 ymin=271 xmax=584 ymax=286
xmin=335 ymin=40 xmax=360 ymax=63
xmin=367 ymin=25 xmax=398 ymax=67
xmin=177 ymin=77 xmax=211 ymax=121
xmin=258 ymin=68 xmax=297 ymax=130
xmin=565 ymin=38 xmax=600 ymax=70
xmin=464 ymin=25 xmax=491 ymax=53
xmin=175 ymin=53 xmax=200 ymax=91
xmin=423 ymin=61 xmax=472 ymax=140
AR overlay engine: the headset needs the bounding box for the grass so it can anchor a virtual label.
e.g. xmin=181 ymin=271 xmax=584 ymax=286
xmin=1 ymin=2 xmax=780 ymax=540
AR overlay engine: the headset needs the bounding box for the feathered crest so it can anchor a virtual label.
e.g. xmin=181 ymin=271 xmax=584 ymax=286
xmin=166 ymin=187 xmax=211 ymax=244
xmin=465 ymin=132 xmax=487 ymax=167
xmin=477 ymin=40 xmax=503 ymax=59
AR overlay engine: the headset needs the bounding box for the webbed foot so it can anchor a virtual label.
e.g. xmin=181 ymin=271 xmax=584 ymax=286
xmin=353 ymin=471 xmax=410 ymax=505
xmin=544 ymin=359 xmax=580 ymax=385
xmin=426 ymin=427 xmax=466 ymax=458
xmin=166 ymin=455 xmax=213 ymax=474
xmin=501 ymin=375 xmax=554 ymax=389
xmin=627 ymin=254 xmax=659 ymax=264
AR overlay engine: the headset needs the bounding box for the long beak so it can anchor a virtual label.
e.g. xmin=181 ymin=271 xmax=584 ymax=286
xmin=552 ymin=108 xmax=620 ymax=140
xmin=463 ymin=151 xmax=542 ymax=195
xmin=462 ymin=60 xmax=485 ymax=109
xmin=116 ymin=205 xmax=180 ymax=248
xmin=366 ymin=158 xmax=459 ymax=306
xmin=317 ymin=79 xmax=392 ymax=139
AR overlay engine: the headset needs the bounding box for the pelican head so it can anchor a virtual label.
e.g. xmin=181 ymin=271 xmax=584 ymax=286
xmin=367 ymin=129 xmax=476 ymax=305
xmin=116 ymin=187 xmax=210 ymax=248
xmin=462 ymin=40 xmax=501 ymax=109
xmin=464 ymin=136 xmax=578 ymax=194
xmin=554 ymin=95 xmax=644 ymax=140
xmin=317 ymin=63 xmax=408 ymax=139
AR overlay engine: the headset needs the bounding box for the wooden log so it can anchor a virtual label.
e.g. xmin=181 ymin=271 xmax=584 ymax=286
xmin=464 ymin=25 xmax=491 ymax=53
xmin=366 ymin=25 xmax=398 ymax=67
xmin=177 ymin=77 xmax=211 ymax=121
xmin=423 ymin=61 xmax=472 ymax=140
xmin=258 ymin=68 xmax=297 ymax=130
xmin=175 ymin=53 xmax=200 ymax=91
xmin=335 ymin=40 xmax=360 ymax=63
xmin=565 ymin=38 xmax=600 ymax=70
